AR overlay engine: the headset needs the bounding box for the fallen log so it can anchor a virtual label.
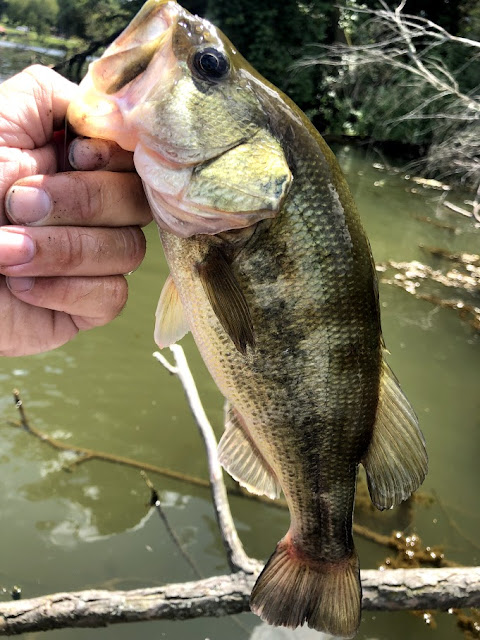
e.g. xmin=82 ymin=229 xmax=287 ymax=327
xmin=1 ymin=567 xmax=479 ymax=635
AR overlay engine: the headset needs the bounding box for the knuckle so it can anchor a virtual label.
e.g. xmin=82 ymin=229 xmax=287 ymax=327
xmin=122 ymin=227 xmax=146 ymax=271
xmin=0 ymin=290 xmax=16 ymax=356
xmin=55 ymin=277 xmax=76 ymax=308
xmin=72 ymin=174 xmax=103 ymax=224
xmin=103 ymin=276 xmax=128 ymax=321
xmin=57 ymin=227 xmax=86 ymax=270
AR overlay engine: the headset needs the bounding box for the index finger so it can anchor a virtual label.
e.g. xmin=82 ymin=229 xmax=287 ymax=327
xmin=69 ymin=138 xmax=136 ymax=172
xmin=6 ymin=171 xmax=152 ymax=228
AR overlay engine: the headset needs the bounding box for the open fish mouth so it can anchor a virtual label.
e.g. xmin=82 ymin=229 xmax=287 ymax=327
xmin=67 ymin=0 xmax=179 ymax=152
xmin=67 ymin=0 xmax=288 ymax=237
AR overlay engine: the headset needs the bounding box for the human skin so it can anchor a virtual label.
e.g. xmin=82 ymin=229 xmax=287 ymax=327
xmin=0 ymin=65 xmax=152 ymax=357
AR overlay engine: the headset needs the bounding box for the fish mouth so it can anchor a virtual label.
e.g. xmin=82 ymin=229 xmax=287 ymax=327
xmin=67 ymin=0 xmax=180 ymax=151
xmin=135 ymin=142 xmax=277 ymax=238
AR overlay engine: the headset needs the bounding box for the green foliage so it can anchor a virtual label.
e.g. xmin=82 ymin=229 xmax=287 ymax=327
xmin=459 ymin=0 xmax=480 ymax=39
xmin=1 ymin=0 xmax=476 ymax=162
xmin=318 ymin=65 xmax=443 ymax=144
xmin=57 ymin=0 xmax=134 ymax=40
xmin=205 ymin=0 xmax=336 ymax=113
xmin=4 ymin=0 xmax=58 ymax=34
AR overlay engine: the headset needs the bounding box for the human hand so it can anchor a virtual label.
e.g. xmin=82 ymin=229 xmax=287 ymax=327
xmin=0 ymin=65 xmax=152 ymax=357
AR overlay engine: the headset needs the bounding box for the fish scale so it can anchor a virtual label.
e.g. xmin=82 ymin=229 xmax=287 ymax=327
xmin=160 ymin=123 xmax=381 ymax=563
xmin=67 ymin=1 xmax=428 ymax=635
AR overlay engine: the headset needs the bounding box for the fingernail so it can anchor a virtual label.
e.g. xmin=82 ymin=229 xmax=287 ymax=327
xmin=6 ymin=186 xmax=52 ymax=224
xmin=6 ymin=276 xmax=35 ymax=293
xmin=0 ymin=229 xmax=36 ymax=266
xmin=69 ymin=138 xmax=111 ymax=170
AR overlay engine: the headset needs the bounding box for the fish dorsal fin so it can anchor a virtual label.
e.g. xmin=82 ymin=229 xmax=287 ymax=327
xmin=218 ymin=403 xmax=281 ymax=500
xmin=185 ymin=131 xmax=292 ymax=215
xmin=154 ymin=274 xmax=190 ymax=348
xmin=196 ymin=248 xmax=255 ymax=355
xmin=362 ymin=360 xmax=428 ymax=510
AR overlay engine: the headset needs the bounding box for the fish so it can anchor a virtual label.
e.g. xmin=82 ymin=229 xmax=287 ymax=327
xmin=68 ymin=1 xmax=428 ymax=636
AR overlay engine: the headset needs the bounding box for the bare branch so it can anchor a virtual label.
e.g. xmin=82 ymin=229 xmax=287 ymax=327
xmin=8 ymin=390 xmax=213 ymax=489
xmin=298 ymin=1 xmax=480 ymax=190
xmin=141 ymin=472 xmax=203 ymax=579
xmin=153 ymin=346 xmax=259 ymax=575
xmin=0 ymin=568 xmax=479 ymax=635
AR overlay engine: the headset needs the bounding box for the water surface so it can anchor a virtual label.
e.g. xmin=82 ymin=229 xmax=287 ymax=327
xmin=0 ymin=40 xmax=64 ymax=82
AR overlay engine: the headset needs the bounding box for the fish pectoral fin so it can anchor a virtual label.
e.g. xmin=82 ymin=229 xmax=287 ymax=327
xmin=362 ymin=360 xmax=428 ymax=510
xmin=218 ymin=403 xmax=281 ymax=500
xmin=154 ymin=274 xmax=190 ymax=348
xmin=185 ymin=131 xmax=292 ymax=216
xmin=196 ymin=248 xmax=255 ymax=355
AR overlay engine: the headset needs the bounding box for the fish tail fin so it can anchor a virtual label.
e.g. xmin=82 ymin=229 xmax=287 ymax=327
xmin=250 ymin=536 xmax=361 ymax=638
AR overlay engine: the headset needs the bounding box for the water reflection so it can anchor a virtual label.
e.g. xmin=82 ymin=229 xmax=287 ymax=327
xmin=251 ymin=623 xmax=332 ymax=640
xmin=0 ymin=41 xmax=63 ymax=82
xmin=0 ymin=40 xmax=65 ymax=58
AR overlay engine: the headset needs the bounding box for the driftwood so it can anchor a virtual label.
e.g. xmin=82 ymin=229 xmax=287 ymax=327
xmin=2 ymin=346 xmax=480 ymax=636
xmin=0 ymin=568 xmax=479 ymax=635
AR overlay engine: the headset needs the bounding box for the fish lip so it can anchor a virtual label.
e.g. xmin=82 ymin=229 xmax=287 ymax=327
xmin=67 ymin=1 xmax=182 ymax=148
xmin=107 ymin=0 xmax=179 ymax=53
xmin=136 ymin=137 xmax=198 ymax=170
xmin=145 ymin=182 xmax=276 ymax=238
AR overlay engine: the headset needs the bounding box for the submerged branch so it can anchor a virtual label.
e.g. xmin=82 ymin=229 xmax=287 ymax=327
xmin=141 ymin=472 xmax=203 ymax=580
xmin=5 ymin=393 xmax=453 ymax=560
xmin=6 ymin=351 xmax=476 ymax=637
xmin=9 ymin=390 xmax=211 ymax=489
xmin=1 ymin=568 xmax=479 ymax=635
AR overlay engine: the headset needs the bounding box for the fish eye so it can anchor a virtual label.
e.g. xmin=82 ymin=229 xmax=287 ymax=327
xmin=192 ymin=47 xmax=230 ymax=81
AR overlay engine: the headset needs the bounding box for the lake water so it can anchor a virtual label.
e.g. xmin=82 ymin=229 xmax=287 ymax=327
xmin=0 ymin=52 xmax=479 ymax=640
xmin=0 ymin=40 xmax=64 ymax=82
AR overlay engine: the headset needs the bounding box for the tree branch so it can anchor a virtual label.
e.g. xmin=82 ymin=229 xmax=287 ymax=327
xmin=298 ymin=1 xmax=480 ymax=191
xmin=5 ymin=349 xmax=479 ymax=637
xmin=9 ymin=391 xmax=212 ymax=489
xmin=0 ymin=568 xmax=479 ymax=635
xmin=153 ymin=346 xmax=259 ymax=575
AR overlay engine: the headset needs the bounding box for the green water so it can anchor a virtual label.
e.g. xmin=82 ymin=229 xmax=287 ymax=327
xmin=0 ymin=41 xmax=63 ymax=82
xmin=1 ymin=55 xmax=480 ymax=640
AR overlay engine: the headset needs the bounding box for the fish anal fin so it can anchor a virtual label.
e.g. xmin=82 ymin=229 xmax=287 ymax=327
xmin=250 ymin=536 xmax=361 ymax=638
xmin=154 ymin=274 xmax=190 ymax=348
xmin=362 ymin=360 xmax=428 ymax=510
xmin=196 ymin=248 xmax=255 ymax=355
xmin=218 ymin=404 xmax=281 ymax=500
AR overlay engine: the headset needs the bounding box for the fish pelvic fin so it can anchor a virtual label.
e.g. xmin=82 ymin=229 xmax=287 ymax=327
xmin=362 ymin=359 xmax=428 ymax=510
xmin=154 ymin=274 xmax=190 ymax=348
xmin=218 ymin=404 xmax=281 ymax=500
xmin=250 ymin=537 xmax=361 ymax=638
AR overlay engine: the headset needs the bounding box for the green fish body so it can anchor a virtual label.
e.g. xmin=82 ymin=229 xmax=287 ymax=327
xmin=68 ymin=2 xmax=428 ymax=636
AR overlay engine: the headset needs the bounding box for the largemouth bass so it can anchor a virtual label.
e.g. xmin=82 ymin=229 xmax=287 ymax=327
xmin=68 ymin=1 xmax=428 ymax=636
